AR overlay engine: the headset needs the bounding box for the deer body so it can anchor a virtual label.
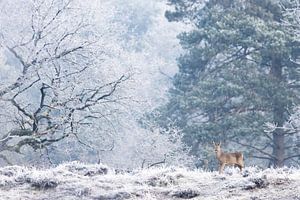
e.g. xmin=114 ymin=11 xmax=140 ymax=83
xmin=214 ymin=142 xmax=244 ymax=174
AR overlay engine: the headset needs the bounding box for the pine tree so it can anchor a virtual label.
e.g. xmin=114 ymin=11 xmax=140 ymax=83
xmin=158 ymin=0 xmax=300 ymax=167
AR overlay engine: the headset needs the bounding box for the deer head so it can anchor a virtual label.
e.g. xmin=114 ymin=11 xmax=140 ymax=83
xmin=213 ymin=141 xmax=221 ymax=154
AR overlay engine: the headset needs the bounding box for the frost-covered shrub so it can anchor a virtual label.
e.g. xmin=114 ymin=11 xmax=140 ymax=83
xmin=29 ymin=178 xmax=59 ymax=190
xmin=243 ymin=176 xmax=269 ymax=190
xmin=169 ymin=189 xmax=200 ymax=199
xmin=95 ymin=191 xmax=131 ymax=200
xmin=57 ymin=161 xmax=110 ymax=176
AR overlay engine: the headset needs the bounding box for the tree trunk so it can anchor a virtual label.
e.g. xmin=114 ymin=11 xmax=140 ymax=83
xmin=270 ymin=55 xmax=285 ymax=167
xmin=272 ymin=132 xmax=285 ymax=167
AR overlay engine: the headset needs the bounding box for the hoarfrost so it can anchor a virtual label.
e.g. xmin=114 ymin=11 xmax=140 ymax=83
xmin=0 ymin=162 xmax=299 ymax=199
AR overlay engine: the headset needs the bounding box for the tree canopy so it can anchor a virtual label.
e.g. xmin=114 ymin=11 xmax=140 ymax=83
xmin=156 ymin=0 xmax=300 ymax=167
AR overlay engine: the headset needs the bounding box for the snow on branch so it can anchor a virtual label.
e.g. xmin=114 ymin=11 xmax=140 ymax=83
xmin=0 ymin=0 xmax=130 ymax=160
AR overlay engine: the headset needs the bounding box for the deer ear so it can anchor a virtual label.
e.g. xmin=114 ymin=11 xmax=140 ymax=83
xmin=219 ymin=142 xmax=221 ymax=146
xmin=212 ymin=141 xmax=215 ymax=145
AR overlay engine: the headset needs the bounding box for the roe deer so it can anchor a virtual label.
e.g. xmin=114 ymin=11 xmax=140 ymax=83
xmin=213 ymin=142 xmax=244 ymax=174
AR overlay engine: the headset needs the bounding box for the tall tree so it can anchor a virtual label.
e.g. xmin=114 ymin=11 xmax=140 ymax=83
xmin=158 ymin=0 xmax=300 ymax=167
xmin=0 ymin=0 xmax=129 ymax=164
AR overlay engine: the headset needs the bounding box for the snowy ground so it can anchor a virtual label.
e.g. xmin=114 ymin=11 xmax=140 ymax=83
xmin=0 ymin=162 xmax=299 ymax=200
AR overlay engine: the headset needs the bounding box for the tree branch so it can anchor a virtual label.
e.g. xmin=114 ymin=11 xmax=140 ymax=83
xmin=147 ymin=156 xmax=166 ymax=168
xmin=76 ymin=75 xmax=128 ymax=110
xmin=249 ymin=155 xmax=273 ymax=161
xmin=231 ymin=140 xmax=276 ymax=160
xmin=284 ymin=154 xmax=300 ymax=161
xmin=10 ymin=99 xmax=33 ymax=120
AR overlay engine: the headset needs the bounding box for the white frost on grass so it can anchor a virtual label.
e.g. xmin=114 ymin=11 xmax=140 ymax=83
xmin=0 ymin=162 xmax=299 ymax=200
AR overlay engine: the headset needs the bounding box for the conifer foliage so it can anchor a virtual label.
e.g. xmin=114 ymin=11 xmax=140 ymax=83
xmin=158 ymin=0 xmax=300 ymax=167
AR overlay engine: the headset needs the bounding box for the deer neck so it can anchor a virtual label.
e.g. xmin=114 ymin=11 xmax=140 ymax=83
xmin=216 ymin=150 xmax=222 ymax=160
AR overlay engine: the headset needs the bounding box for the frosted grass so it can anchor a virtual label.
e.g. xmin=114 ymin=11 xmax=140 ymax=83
xmin=0 ymin=162 xmax=299 ymax=200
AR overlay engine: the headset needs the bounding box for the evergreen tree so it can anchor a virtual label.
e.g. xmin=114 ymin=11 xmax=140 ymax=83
xmin=157 ymin=0 xmax=300 ymax=167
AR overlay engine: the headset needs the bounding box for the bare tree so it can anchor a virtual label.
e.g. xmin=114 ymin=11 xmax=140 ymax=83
xmin=0 ymin=0 xmax=129 ymax=164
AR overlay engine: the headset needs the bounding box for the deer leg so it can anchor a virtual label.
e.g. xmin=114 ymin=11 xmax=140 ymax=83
xmin=219 ymin=163 xmax=225 ymax=174
xmin=237 ymin=164 xmax=243 ymax=172
xmin=240 ymin=161 xmax=244 ymax=172
xmin=234 ymin=164 xmax=243 ymax=172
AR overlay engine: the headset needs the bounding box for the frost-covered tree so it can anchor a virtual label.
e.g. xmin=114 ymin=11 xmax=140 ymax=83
xmin=0 ymin=0 xmax=130 ymax=164
xmin=264 ymin=105 xmax=300 ymax=165
xmin=156 ymin=0 xmax=300 ymax=167
xmin=67 ymin=0 xmax=194 ymax=169
xmin=0 ymin=0 xmax=192 ymax=168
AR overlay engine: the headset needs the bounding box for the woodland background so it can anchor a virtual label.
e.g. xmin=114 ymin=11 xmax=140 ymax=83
xmin=0 ymin=0 xmax=299 ymax=170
